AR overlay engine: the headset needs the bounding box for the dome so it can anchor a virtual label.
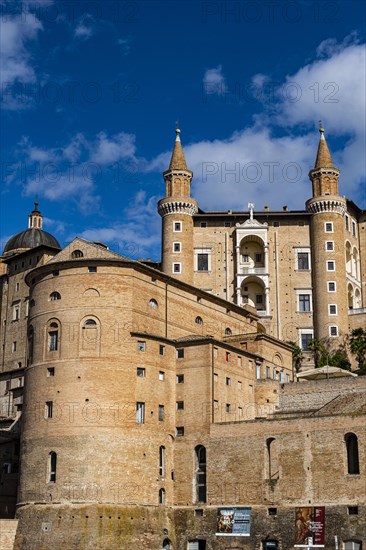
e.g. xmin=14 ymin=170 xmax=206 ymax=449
xmin=3 ymin=228 xmax=61 ymax=256
xmin=2 ymin=201 xmax=61 ymax=256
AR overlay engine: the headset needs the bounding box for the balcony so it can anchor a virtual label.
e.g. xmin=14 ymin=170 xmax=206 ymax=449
xmin=348 ymin=307 xmax=366 ymax=315
xmin=240 ymin=266 xmax=267 ymax=275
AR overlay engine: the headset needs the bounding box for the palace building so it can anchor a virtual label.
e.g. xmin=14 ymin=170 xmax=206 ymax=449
xmin=0 ymin=127 xmax=364 ymax=550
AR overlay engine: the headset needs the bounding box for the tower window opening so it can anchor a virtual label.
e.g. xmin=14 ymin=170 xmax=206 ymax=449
xmin=345 ymin=433 xmax=360 ymax=474
xmin=195 ymin=445 xmax=207 ymax=503
xmin=48 ymin=452 xmax=57 ymax=483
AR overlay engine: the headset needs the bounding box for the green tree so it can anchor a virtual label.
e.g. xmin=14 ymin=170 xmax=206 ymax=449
xmin=287 ymin=341 xmax=303 ymax=375
xmin=349 ymin=328 xmax=366 ymax=375
xmin=307 ymin=338 xmax=326 ymax=368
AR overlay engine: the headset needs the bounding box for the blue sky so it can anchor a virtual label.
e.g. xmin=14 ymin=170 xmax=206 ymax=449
xmin=1 ymin=0 xmax=365 ymax=260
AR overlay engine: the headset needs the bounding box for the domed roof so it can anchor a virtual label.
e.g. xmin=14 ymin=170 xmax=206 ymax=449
xmin=2 ymin=201 xmax=61 ymax=257
xmin=3 ymin=228 xmax=61 ymax=256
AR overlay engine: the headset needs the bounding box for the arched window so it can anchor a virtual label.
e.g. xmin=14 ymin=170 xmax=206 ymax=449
xmin=195 ymin=316 xmax=203 ymax=325
xmin=48 ymin=452 xmax=57 ymax=483
xmin=159 ymin=446 xmax=165 ymax=477
xmin=50 ymin=292 xmax=61 ymax=301
xmin=84 ymin=319 xmax=97 ymax=326
xmin=149 ymin=299 xmax=158 ymax=308
xmin=345 ymin=433 xmax=360 ymax=474
xmin=195 ymin=445 xmax=207 ymax=503
xmin=48 ymin=322 xmax=59 ymax=352
xmin=71 ymin=250 xmax=83 ymax=258
xmin=162 ymin=539 xmax=171 ymax=550
xmin=225 ymin=327 xmax=232 ymax=336
xmin=27 ymin=326 xmax=34 ymax=366
xmin=266 ymin=437 xmax=279 ymax=480
xmin=159 ymin=488 xmax=166 ymax=504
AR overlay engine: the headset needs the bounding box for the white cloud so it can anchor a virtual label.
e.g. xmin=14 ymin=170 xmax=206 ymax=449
xmin=74 ymin=14 xmax=95 ymax=40
xmin=79 ymin=191 xmax=161 ymax=259
xmin=90 ymin=132 xmax=137 ymax=164
xmin=202 ymin=65 xmax=227 ymax=96
xmin=0 ymin=13 xmax=43 ymax=109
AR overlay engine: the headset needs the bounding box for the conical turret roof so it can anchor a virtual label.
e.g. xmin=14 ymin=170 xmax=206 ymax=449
xmin=168 ymin=127 xmax=188 ymax=170
xmin=314 ymin=124 xmax=334 ymax=169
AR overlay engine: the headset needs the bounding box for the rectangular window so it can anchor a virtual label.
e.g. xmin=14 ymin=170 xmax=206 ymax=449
xmin=159 ymin=371 xmax=165 ymax=381
xmin=273 ymin=221 xmax=280 ymax=227
xmin=297 ymin=252 xmax=310 ymax=270
xmin=88 ymin=266 xmax=97 ymax=272
xmin=226 ymin=377 xmax=231 ymax=386
xmin=159 ymin=345 xmax=165 ymax=355
xmin=13 ymin=305 xmax=20 ymax=321
xmin=176 ymin=348 xmax=184 ymax=359
xmin=197 ymin=253 xmax=209 ymax=271
xmin=300 ymin=332 xmax=313 ymax=351
xmin=174 ymin=221 xmax=182 ymax=232
xmin=345 ymin=216 xmax=349 ymax=231
xmin=176 ymin=401 xmax=184 ymax=410
xmin=47 ymin=367 xmax=55 ymax=377
xmin=15 ymin=282 xmax=20 ymax=292
xmin=176 ymin=426 xmax=184 ymax=436
xmin=137 ymin=341 xmax=146 ymax=352
xmin=226 ymin=403 xmax=231 ymax=413
xmin=273 ymin=368 xmax=278 ymax=380
xmin=325 ymin=222 xmax=333 ymax=232
xmin=242 ymin=254 xmax=249 ymax=262
xmin=266 ymin=366 xmax=270 ymax=379
xmin=326 ymin=241 xmax=334 ymax=251
xmin=45 ymin=401 xmax=53 ymax=419
xmin=137 ymin=368 xmax=145 ymax=377
xmin=200 ymin=222 xmax=207 ymax=228
xmin=286 ymin=374 xmax=290 ymax=383
xmin=225 ymin=351 xmax=230 ymax=362
xmin=352 ymin=221 xmax=356 ymax=237
xmin=328 ymin=281 xmax=336 ymax=292
xmin=176 ymin=374 xmax=184 ymax=383
xmin=12 ymin=341 xmax=17 ymax=352
xmin=158 ymin=404 xmax=164 ymax=421
xmin=173 ymin=263 xmax=181 ymax=273
xmin=159 ymin=446 xmax=165 ymax=477
xmin=329 ymin=326 xmax=338 ymax=337
xmin=224 ymin=222 xmax=231 ymax=227
xmin=136 ymin=402 xmax=145 ymax=424
xmin=298 ymin=294 xmax=311 ymax=312
xmin=329 ymin=304 xmax=337 ymax=315
xmin=173 ymin=242 xmax=181 ymax=252
xmin=256 ymin=294 xmax=263 ymax=304
xmin=327 ymin=260 xmax=335 ymax=271
xmin=255 ymin=253 xmax=262 ymax=263
xmin=256 ymin=364 xmax=261 ymax=379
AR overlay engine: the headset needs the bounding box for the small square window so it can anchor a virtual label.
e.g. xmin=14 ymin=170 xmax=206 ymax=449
xmin=137 ymin=368 xmax=146 ymax=377
xmin=174 ymin=222 xmax=182 ymax=232
xmin=195 ymin=509 xmax=203 ymax=517
xmin=329 ymin=326 xmax=338 ymax=337
xmin=173 ymin=263 xmax=181 ymax=273
xmin=224 ymin=222 xmax=231 ymax=227
xmin=328 ymin=281 xmax=336 ymax=292
xmin=348 ymin=506 xmax=358 ymax=515
xmin=176 ymin=374 xmax=184 ymax=384
xmin=327 ymin=261 xmax=335 ymax=271
xmin=326 ymin=241 xmax=334 ymax=251
xmin=329 ymin=304 xmax=337 ymax=315
xmin=273 ymin=221 xmax=280 ymax=227
xmin=176 ymin=348 xmax=184 ymax=359
xmin=159 ymin=371 xmax=165 ymax=381
xmin=176 ymin=426 xmax=184 ymax=436
xmin=137 ymin=341 xmax=146 ymax=352
xmin=159 ymin=345 xmax=165 ymax=356
xmin=176 ymin=401 xmax=184 ymax=410
xmin=47 ymin=368 xmax=55 ymax=377
xmin=268 ymin=507 xmax=277 ymax=516
xmin=158 ymin=404 xmax=165 ymax=421
xmin=173 ymin=242 xmax=181 ymax=252
xmin=226 ymin=377 xmax=231 ymax=386
xmin=200 ymin=222 xmax=207 ymax=228
xmin=325 ymin=222 xmax=333 ymax=232
xmin=88 ymin=266 xmax=97 ymax=273
xmin=52 ymin=270 xmax=59 ymax=277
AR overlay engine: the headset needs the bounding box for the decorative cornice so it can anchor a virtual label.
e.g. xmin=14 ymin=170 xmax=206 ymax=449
xmin=308 ymin=167 xmax=340 ymax=179
xmin=158 ymin=199 xmax=198 ymax=217
xmin=163 ymin=169 xmax=193 ymax=179
xmin=306 ymin=198 xmax=346 ymax=215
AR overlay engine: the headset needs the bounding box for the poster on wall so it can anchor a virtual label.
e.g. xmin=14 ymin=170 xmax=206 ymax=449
xmin=216 ymin=507 xmax=251 ymax=536
xmin=294 ymin=507 xmax=325 ymax=547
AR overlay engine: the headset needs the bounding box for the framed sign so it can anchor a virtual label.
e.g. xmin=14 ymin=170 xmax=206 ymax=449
xmin=294 ymin=507 xmax=325 ymax=547
xmin=216 ymin=507 xmax=251 ymax=536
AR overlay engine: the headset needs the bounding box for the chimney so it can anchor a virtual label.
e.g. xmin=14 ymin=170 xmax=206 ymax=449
xmin=264 ymin=205 xmax=270 ymax=212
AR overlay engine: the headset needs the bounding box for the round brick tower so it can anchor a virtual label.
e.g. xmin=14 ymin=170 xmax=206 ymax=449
xmin=158 ymin=127 xmax=198 ymax=284
xmin=306 ymin=125 xmax=348 ymax=344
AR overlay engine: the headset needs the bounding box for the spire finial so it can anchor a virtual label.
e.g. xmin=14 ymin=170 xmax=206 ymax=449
xmin=34 ymin=194 xmax=39 ymax=210
xmin=319 ymin=120 xmax=325 ymax=138
xmin=175 ymin=120 xmax=181 ymax=142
